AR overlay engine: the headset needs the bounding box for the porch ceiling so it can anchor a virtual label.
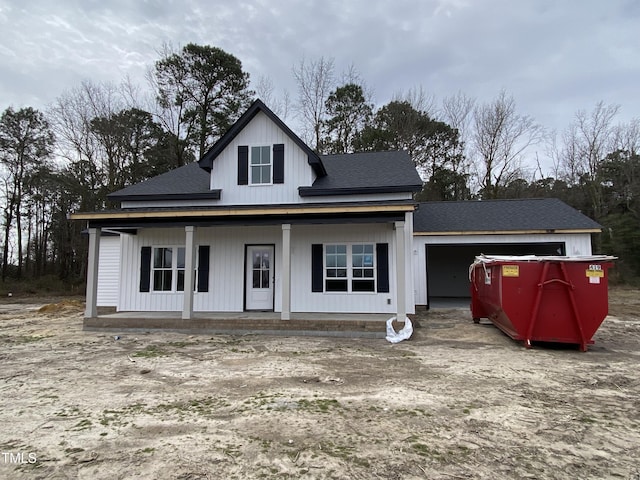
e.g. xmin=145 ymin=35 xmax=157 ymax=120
xmin=71 ymin=200 xmax=416 ymax=220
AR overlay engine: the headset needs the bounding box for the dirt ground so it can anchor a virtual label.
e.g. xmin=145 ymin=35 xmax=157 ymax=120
xmin=0 ymin=290 xmax=639 ymax=480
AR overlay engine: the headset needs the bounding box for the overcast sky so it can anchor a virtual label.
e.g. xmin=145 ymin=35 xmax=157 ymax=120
xmin=1 ymin=0 xmax=638 ymax=146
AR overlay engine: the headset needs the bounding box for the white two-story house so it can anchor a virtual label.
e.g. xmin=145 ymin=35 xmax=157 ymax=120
xmin=72 ymin=99 xmax=603 ymax=334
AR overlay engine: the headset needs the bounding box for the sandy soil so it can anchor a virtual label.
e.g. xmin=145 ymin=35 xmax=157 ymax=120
xmin=0 ymin=290 xmax=639 ymax=480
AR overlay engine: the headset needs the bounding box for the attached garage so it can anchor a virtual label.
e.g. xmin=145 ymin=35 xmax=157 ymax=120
xmin=425 ymin=242 xmax=565 ymax=298
xmin=412 ymin=199 xmax=601 ymax=308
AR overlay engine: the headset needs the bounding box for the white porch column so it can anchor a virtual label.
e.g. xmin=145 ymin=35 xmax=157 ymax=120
xmin=182 ymin=226 xmax=197 ymax=320
xmin=395 ymin=220 xmax=407 ymax=323
xmin=85 ymin=227 xmax=101 ymax=318
xmin=404 ymin=211 xmax=413 ymax=314
xmin=281 ymin=224 xmax=291 ymax=320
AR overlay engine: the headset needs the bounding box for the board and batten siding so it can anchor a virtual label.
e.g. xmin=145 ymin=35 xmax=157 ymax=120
xmin=203 ymin=226 xmax=283 ymax=312
xmin=115 ymin=222 xmax=414 ymax=315
xmin=97 ymin=235 xmax=121 ymax=306
xmin=119 ymin=226 xmax=282 ymax=312
xmin=411 ymin=232 xmax=594 ymax=306
xmin=210 ymin=111 xmax=315 ymax=205
xmin=290 ymin=223 xmax=415 ymax=314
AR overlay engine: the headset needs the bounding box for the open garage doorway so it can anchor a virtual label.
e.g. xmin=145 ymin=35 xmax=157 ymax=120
xmin=425 ymin=242 xmax=565 ymax=309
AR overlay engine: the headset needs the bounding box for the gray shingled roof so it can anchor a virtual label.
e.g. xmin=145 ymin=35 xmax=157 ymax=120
xmin=414 ymin=198 xmax=601 ymax=233
xmin=109 ymin=150 xmax=423 ymax=201
xmin=108 ymin=162 xmax=212 ymax=200
xmin=300 ymin=150 xmax=422 ymax=195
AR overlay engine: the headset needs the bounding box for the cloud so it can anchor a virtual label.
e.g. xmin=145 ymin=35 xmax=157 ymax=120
xmin=0 ymin=0 xmax=637 ymax=139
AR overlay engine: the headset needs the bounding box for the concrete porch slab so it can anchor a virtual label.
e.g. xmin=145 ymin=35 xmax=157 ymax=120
xmin=84 ymin=311 xmax=411 ymax=339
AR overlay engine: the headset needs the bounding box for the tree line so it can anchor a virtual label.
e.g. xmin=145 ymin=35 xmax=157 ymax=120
xmin=1 ymin=44 xmax=638 ymax=289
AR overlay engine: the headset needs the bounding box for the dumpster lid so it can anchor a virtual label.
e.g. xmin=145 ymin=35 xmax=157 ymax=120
xmin=473 ymin=254 xmax=617 ymax=264
xmin=469 ymin=254 xmax=616 ymax=281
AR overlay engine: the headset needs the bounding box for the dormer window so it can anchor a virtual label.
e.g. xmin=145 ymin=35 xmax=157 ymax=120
xmin=250 ymin=146 xmax=271 ymax=184
xmin=237 ymin=143 xmax=284 ymax=186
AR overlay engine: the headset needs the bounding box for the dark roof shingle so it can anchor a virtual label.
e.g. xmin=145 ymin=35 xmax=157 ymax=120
xmin=108 ymin=162 xmax=213 ymax=201
xmin=414 ymin=198 xmax=601 ymax=233
xmin=109 ymin=150 xmax=423 ymax=201
xmin=299 ymin=150 xmax=422 ymax=195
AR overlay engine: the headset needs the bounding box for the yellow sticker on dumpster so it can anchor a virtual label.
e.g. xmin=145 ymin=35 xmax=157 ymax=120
xmin=586 ymin=264 xmax=604 ymax=278
xmin=502 ymin=265 xmax=519 ymax=277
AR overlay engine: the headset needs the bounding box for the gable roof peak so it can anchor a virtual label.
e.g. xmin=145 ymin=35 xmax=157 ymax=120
xmin=198 ymin=98 xmax=326 ymax=176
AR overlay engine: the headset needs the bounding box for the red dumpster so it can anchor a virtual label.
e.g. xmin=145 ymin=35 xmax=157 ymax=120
xmin=470 ymin=255 xmax=616 ymax=351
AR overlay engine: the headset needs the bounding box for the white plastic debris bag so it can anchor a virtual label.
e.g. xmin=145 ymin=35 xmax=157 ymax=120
xmin=385 ymin=316 xmax=413 ymax=343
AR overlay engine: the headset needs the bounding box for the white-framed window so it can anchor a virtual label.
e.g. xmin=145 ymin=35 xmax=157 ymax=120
xmin=153 ymin=247 xmax=175 ymax=291
xmin=325 ymin=244 xmax=348 ymax=292
xmin=152 ymin=246 xmax=195 ymax=292
xmin=351 ymin=244 xmax=375 ymax=292
xmin=250 ymin=146 xmax=271 ymax=184
xmin=324 ymin=244 xmax=375 ymax=292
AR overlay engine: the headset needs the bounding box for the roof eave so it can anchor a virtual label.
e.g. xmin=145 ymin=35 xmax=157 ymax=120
xmin=413 ymin=228 xmax=602 ymax=236
xmin=299 ymin=184 xmax=422 ymax=197
xmin=108 ymin=190 xmax=222 ymax=202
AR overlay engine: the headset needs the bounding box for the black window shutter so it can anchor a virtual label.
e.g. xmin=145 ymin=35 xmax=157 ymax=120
xmin=273 ymin=143 xmax=284 ymax=184
xmin=238 ymin=145 xmax=248 ymax=185
xmin=376 ymin=243 xmax=389 ymax=293
xmin=197 ymin=245 xmax=210 ymax=292
xmin=140 ymin=246 xmax=151 ymax=292
xmin=311 ymin=244 xmax=323 ymax=292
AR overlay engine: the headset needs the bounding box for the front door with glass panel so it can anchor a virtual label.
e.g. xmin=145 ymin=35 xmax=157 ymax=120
xmin=245 ymin=245 xmax=274 ymax=311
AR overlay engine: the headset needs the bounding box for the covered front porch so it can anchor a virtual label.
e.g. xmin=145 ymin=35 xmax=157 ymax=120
xmin=84 ymin=311 xmax=410 ymax=338
xmin=73 ymin=201 xmax=416 ymax=327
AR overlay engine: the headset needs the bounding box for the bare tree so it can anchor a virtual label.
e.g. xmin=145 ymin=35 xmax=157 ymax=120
xmin=0 ymin=107 xmax=54 ymax=279
xmin=292 ymin=56 xmax=336 ymax=149
xmin=392 ymin=85 xmax=436 ymax=118
xmin=49 ymin=80 xmax=127 ymax=205
xmin=254 ymin=75 xmax=291 ymax=120
xmin=49 ymin=82 xmax=100 ymax=169
xmin=120 ymin=74 xmax=145 ymax=110
xmin=441 ymin=91 xmax=475 ymax=146
xmin=471 ymin=90 xmax=544 ymax=198
xmin=558 ymin=101 xmax=619 ymax=217
xmin=613 ymin=117 xmax=640 ymax=155
xmin=560 ymin=101 xmax=619 ymax=183
xmin=440 ymin=91 xmax=476 ymax=184
xmin=545 ymin=131 xmax=563 ymax=180
xmin=340 ymin=63 xmax=375 ymax=105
